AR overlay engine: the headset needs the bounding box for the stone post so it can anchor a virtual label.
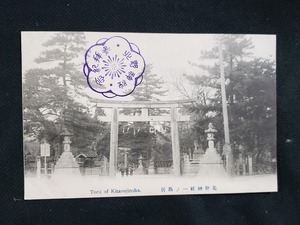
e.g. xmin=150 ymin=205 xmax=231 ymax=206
xmin=247 ymin=153 xmax=253 ymax=175
xmin=238 ymin=145 xmax=246 ymax=176
xmin=237 ymin=153 xmax=242 ymax=175
xmin=103 ymin=156 xmax=108 ymax=175
xmin=124 ymin=151 xmax=128 ymax=168
xmin=36 ymin=156 xmax=41 ymax=178
xmin=236 ymin=161 xmax=240 ymax=175
xmin=44 ymin=156 xmax=47 ymax=176
xmin=242 ymin=163 xmax=246 ymax=176
xmin=148 ymin=156 xmax=155 ymax=175
xmin=51 ymin=163 xmax=55 ymax=175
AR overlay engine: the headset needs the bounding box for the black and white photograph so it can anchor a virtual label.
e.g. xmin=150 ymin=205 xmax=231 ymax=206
xmin=22 ymin=32 xmax=277 ymax=199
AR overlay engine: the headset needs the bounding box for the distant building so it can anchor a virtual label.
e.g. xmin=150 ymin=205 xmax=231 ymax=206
xmin=76 ymin=151 xmax=100 ymax=167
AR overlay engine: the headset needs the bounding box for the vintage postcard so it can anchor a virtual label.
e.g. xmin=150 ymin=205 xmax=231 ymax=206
xmin=22 ymin=32 xmax=277 ymax=199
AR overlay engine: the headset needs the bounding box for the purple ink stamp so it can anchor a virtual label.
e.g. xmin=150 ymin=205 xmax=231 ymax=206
xmin=83 ymin=36 xmax=145 ymax=98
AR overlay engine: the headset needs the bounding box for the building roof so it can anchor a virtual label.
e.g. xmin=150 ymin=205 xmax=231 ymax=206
xmin=76 ymin=151 xmax=98 ymax=158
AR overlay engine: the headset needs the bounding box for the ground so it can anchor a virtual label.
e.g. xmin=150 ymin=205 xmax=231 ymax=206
xmin=24 ymin=173 xmax=278 ymax=200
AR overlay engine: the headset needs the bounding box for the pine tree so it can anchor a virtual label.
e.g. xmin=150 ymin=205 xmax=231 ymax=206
xmin=23 ymin=32 xmax=104 ymax=158
xmin=131 ymin=63 xmax=168 ymax=101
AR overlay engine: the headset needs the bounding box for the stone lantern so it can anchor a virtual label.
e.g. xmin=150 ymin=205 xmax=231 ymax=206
xmin=53 ymin=129 xmax=80 ymax=176
xmin=205 ymin=123 xmax=217 ymax=149
xmin=197 ymin=123 xmax=226 ymax=178
xmin=137 ymin=154 xmax=144 ymax=169
xmin=135 ymin=154 xmax=146 ymax=174
xmin=61 ymin=130 xmax=73 ymax=153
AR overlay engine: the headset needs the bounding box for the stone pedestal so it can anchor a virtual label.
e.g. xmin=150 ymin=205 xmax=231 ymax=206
xmin=197 ymin=147 xmax=226 ymax=178
xmin=54 ymin=151 xmax=80 ymax=175
xmin=36 ymin=156 xmax=41 ymax=178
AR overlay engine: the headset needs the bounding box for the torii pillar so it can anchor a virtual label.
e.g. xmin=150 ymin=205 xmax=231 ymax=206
xmin=170 ymin=107 xmax=181 ymax=176
xmin=109 ymin=107 xmax=119 ymax=177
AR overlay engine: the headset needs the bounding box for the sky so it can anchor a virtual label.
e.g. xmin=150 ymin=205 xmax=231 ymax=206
xmin=22 ymin=32 xmax=276 ymax=101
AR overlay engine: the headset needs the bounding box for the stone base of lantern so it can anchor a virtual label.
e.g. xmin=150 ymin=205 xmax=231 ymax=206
xmin=134 ymin=165 xmax=147 ymax=175
xmin=53 ymin=151 xmax=81 ymax=176
xmin=197 ymin=147 xmax=226 ymax=178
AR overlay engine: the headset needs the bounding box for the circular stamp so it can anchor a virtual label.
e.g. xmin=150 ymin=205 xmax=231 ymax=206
xmin=83 ymin=36 xmax=145 ymax=98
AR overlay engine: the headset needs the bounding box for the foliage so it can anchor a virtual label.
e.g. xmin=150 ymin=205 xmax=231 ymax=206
xmin=131 ymin=63 xmax=168 ymax=101
xmin=23 ymin=32 xmax=104 ymax=158
xmin=185 ymin=35 xmax=276 ymax=165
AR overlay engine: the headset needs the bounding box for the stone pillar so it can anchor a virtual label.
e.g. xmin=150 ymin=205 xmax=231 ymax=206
xmin=247 ymin=154 xmax=253 ymax=175
xmin=109 ymin=107 xmax=119 ymax=177
xmin=36 ymin=156 xmax=41 ymax=178
xmin=170 ymin=107 xmax=180 ymax=176
xmin=242 ymin=163 xmax=246 ymax=176
xmin=51 ymin=163 xmax=55 ymax=175
xmin=124 ymin=152 xmax=128 ymax=168
xmin=238 ymin=145 xmax=246 ymax=176
xmin=148 ymin=157 xmax=155 ymax=175
xmin=236 ymin=153 xmax=242 ymax=175
xmin=44 ymin=156 xmax=47 ymax=176
xmin=103 ymin=156 xmax=108 ymax=175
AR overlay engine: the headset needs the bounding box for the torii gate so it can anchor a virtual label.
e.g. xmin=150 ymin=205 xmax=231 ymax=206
xmin=92 ymin=99 xmax=195 ymax=177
